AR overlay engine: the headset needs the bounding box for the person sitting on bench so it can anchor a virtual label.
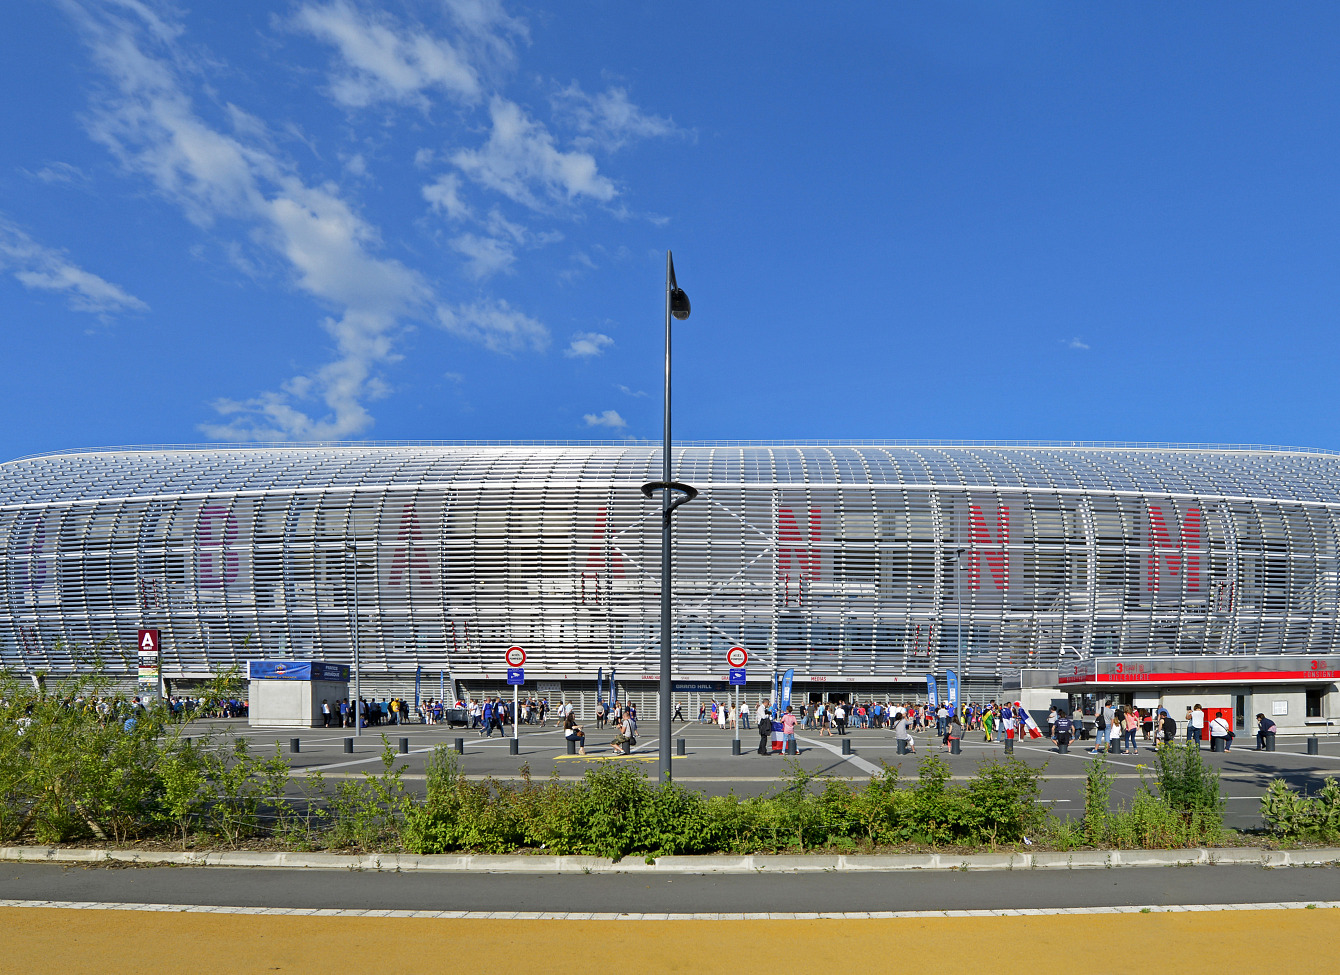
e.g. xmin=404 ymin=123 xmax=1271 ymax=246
xmin=563 ymin=712 xmax=586 ymax=755
xmin=611 ymin=713 xmax=636 ymax=754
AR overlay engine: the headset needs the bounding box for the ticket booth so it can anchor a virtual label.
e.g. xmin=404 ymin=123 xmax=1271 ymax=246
xmin=247 ymin=660 xmax=351 ymax=728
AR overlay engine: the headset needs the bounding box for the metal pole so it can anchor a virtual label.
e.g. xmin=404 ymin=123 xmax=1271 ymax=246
xmin=352 ymin=544 xmax=361 ymax=737
xmin=513 ymin=681 xmax=518 ymax=743
xmin=659 ymin=250 xmax=674 ymax=784
xmin=734 ymin=683 xmax=739 ymax=748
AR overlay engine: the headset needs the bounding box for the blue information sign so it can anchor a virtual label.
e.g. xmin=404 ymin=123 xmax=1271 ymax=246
xmin=507 ymin=667 xmax=525 ymax=685
xmin=729 ymin=668 xmax=747 ymax=686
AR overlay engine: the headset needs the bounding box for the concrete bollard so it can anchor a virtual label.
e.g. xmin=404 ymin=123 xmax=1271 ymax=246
xmin=676 ymin=737 xmax=686 ymax=756
xmin=1005 ymin=738 xmax=1014 ymax=754
xmin=1308 ymin=736 xmax=1320 ymax=755
xmin=398 ymin=737 xmax=409 ymax=754
xmin=290 ymin=738 xmax=301 ymax=753
xmin=343 ymin=738 xmax=353 ymax=753
xmin=732 ymin=740 xmax=742 ymax=755
xmin=842 ymin=737 xmax=854 ymax=755
xmin=1266 ymin=733 xmax=1276 ymax=752
xmin=1211 ymin=737 xmax=1223 ymax=752
xmin=566 ymin=738 xmax=577 ymax=754
xmin=896 ymin=739 xmax=908 ymax=755
xmin=453 ymin=737 xmax=464 ymax=754
xmin=949 ymin=739 xmax=961 ymax=755
xmin=1057 ymin=740 xmax=1068 ymax=754
xmin=509 ymin=739 xmax=519 ymax=755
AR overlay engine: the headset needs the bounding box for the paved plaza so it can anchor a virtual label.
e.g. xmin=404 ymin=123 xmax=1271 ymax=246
xmin=190 ymin=717 xmax=1340 ymax=831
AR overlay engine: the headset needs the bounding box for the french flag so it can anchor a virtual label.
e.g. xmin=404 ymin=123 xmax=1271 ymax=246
xmin=1016 ymin=703 xmax=1043 ymax=739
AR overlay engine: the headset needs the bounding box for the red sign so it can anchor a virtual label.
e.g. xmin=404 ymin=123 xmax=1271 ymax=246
xmin=505 ymin=645 xmax=526 ymax=667
xmin=727 ymin=646 xmax=748 ymax=668
xmin=138 ymin=629 xmax=159 ymax=653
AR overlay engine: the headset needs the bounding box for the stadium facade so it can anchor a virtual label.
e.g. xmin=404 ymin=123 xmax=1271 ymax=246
xmin=2 ymin=442 xmax=1339 ymax=725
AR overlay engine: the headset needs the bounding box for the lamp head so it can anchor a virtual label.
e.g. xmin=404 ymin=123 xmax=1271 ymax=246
xmin=670 ymin=287 xmax=691 ymax=320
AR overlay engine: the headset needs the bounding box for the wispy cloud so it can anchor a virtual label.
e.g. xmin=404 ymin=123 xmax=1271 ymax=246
xmin=452 ymin=96 xmax=616 ymax=210
xmin=564 ymin=331 xmax=613 ymax=358
xmin=66 ymin=0 xmax=549 ymax=441
xmin=583 ymin=409 xmax=626 ymax=429
xmin=289 ymin=0 xmax=480 ymax=109
xmin=552 ymin=83 xmax=686 ymax=152
xmin=0 ymin=217 xmax=146 ymax=317
xmin=616 ymin=384 xmax=648 ymax=398
xmin=25 ymin=161 xmax=88 ymax=186
xmin=1064 ymin=337 xmax=1090 ymax=350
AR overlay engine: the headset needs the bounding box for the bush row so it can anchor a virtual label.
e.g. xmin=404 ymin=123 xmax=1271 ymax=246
xmin=0 ymin=670 xmax=1237 ymax=857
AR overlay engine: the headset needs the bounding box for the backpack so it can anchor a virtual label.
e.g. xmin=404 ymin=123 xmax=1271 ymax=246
xmin=1095 ymin=711 xmax=1106 ymax=730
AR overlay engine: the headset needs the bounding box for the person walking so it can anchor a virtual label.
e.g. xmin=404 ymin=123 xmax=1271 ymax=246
xmin=1122 ymin=706 xmax=1140 ymax=754
xmin=1190 ymin=704 xmax=1205 ymax=748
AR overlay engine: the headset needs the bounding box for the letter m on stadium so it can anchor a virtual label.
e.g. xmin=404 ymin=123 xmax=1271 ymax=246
xmin=1144 ymin=502 xmax=1202 ymax=596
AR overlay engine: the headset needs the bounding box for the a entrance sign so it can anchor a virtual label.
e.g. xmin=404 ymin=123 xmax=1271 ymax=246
xmin=137 ymin=628 xmax=160 ymax=695
xmin=505 ymin=645 xmax=526 ymax=667
xmin=726 ymin=646 xmax=748 ymax=668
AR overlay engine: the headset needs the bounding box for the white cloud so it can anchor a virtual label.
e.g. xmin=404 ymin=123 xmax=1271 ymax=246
xmin=564 ymin=331 xmax=613 ymax=358
xmin=449 ymin=231 xmax=515 ymax=278
xmin=1065 ymin=337 xmax=1090 ymax=350
xmin=616 ymin=384 xmax=647 ymax=398
xmin=423 ymin=172 xmax=472 ymax=220
xmin=27 ymin=161 xmax=88 ymax=185
xmin=0 ymin=217 xmax=147 ymax=316
xmin=452 ymin=96 xmax=616 ymax=210
xmin=583 ymin=409 xmax=626 ymax=429
xmin=437 ymin=298 xmax=548 ymax=353
xmin=552 ymin=83 xmax=683 ymax=152
xmin=65 ymin=0 xmax=546 ymax=441
xmin=290 ymin=0 xmax=481 ymax=109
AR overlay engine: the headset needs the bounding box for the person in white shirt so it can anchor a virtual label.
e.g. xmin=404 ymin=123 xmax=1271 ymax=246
xmin=1190 ymin=705 xmax=1206 ymax=748
xmin=1209 ymin=713 xmax=1232 ymax=750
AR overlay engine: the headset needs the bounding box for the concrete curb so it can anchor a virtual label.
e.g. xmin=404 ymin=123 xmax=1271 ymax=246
xmin=2 ymin=845 xmax=1339 ymax=874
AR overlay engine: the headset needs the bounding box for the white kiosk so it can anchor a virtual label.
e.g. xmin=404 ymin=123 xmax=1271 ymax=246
xmin=247 ymin=660 xmax=351 ymax=728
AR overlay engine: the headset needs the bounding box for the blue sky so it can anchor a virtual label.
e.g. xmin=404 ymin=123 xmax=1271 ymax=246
xmin=3 ymin=1 xmax=1340 ymax=460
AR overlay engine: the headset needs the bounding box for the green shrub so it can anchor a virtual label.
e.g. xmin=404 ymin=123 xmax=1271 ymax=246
xmin=1261 ymin=777 xmax=1340 ymax=842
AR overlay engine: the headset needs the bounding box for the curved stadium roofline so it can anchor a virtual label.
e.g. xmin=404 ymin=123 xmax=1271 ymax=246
xmin=9 ymin=438 xmax=1340 ymax=464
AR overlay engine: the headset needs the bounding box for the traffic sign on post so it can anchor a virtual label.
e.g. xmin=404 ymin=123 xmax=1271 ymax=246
xmin=505 ymin=646 xmax=526 ymax=667
xmin=729 ymin=668 xmax=747 ymax=686
xmin=727 ymin=646 xmax=748 ymax=668
xmin=507 ymin=668 xmax=525 ymax=685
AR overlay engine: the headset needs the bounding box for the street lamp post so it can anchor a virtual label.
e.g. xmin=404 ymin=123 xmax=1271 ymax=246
xmin=641 ymin=251 xmax=695 ymax=784
xmin=345 ymin=541 xmax=361 ymax=737
xmin=949 ymin=547 xmax=965 ymax=706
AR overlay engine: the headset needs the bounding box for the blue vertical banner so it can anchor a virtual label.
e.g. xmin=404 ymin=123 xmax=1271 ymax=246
xmin=925 ymin=673 xmax=940 ymax=708
xmin=596 ymin=668 xmax=604 ymax=708
xmin=607 ymin=669 xmax=617 ymax=710
xmin=771 ymin=672 xmax=780 ymax=716
xmin=414 ymin=665 xmax=421 ymax=711
xmin=780 ymin=668 xmax=795 ymax=712
xmin=946 ymin=669 xmax=959 ymax=711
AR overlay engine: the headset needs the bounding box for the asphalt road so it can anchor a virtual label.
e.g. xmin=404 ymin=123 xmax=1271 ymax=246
xmin=3 ymin=861 xmax=1339 ymax=913
xmin=191 ymin=718 xmax=1340 ymax=830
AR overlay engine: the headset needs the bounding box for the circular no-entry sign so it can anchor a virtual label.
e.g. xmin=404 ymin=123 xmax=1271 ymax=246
xmin=727 ymin=646 xmax=748 ymax=668
xmin=505 ymin=645 xmax=526 ymax=667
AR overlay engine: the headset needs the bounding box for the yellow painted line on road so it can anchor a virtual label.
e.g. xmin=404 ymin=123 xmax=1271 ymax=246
xmin=3 ymin=906 xmax=1337 ymax=973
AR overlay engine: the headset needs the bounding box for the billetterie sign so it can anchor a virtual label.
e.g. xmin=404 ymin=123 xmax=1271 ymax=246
xmin=247 ymin=660 xmax=350 ymax=682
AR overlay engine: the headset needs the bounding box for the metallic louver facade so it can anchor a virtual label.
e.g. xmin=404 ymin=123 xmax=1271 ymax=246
xmin=2 ymin=442 xmax=1339 ymax=685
